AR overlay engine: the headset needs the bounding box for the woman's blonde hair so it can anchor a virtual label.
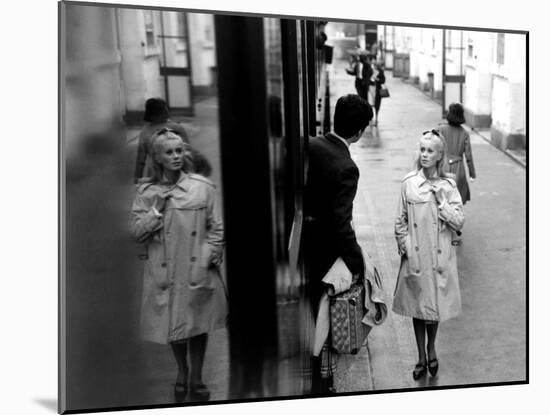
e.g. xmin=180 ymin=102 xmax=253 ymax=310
xmin=415 ymin=130 xmax=451 ymax=178
xmin=150 ymin=128 xmax=192 ymax=182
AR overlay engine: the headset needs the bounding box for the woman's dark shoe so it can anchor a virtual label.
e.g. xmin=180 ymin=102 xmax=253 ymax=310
xmin=412 ymin=363 xmax=427 ymax=380
xmin=174 ymin=382 xmax=188 ymax=400
xmin=189 ymin=383 xmax=210 ymax=401
xmin=428 ymin=358 xmax=439 ymax=376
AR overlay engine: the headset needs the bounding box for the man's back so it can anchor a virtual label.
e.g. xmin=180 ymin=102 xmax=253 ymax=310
xmin=304 ymin=133 xmax=363 ymax=284
xmin=305 ymin=134 xmax=357 ymax=227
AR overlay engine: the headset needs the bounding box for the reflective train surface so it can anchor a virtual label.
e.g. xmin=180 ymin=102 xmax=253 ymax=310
xmin=215 ymin=15 xmax=333 ymax=399
xmin=61 ymin=3 xmax=373 ymax=410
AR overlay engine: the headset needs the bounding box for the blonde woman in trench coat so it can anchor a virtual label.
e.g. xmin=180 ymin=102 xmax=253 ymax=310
xmin=130 ymin=128 xmax=226 ymax=401
xmin=393 ymin=130 xmax=464 ymax=380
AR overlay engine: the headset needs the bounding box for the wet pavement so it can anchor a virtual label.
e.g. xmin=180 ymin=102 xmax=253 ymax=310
xmin=329 ymin=60 xmax=527 ymax=392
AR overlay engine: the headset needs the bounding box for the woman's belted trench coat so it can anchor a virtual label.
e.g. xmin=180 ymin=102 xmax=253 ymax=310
xmin=392 ymin=170 xmax=465 ymax=322
xmin=438 ymin=123 xmax=476 ymax=204
xmin=130 ymin=173 xmax=227 ymax=344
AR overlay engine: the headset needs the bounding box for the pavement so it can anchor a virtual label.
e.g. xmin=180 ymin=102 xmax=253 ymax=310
xmin=329 ymin=59 xmax=527 ymax=392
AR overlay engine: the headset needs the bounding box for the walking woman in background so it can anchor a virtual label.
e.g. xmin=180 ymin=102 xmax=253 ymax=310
xmin=372 ymin=61 xmax=386 ymax=126
xmin=439 ymin=103 xmax=477 ymax=205
xmin=393 ymin=130 xmax=464 ymax=380
xmin=349 ymin=50 xmax=373 ymax=103
xmin=134 ymin=98 xmax=190 ymax=183
xmin=130 ymin=128 xmax=226 ymax=401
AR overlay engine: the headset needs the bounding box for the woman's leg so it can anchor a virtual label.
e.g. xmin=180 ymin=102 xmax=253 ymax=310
xmin=426 ymin=322 xmax=440 ymax=375
xmin=412 ymin=318 xmax=427 ymax=365
xmin=170 ymin=341 xmax=189 ymax=387
xmin=374 ymin=96 xmax=381 ymax=125
xmin=412 ymin=318 xmax=428 ymax=379
xmin=426 ymin=322 xmax=439 ymax=361
xmin=189 ymin=333 xmax=208 ymax=386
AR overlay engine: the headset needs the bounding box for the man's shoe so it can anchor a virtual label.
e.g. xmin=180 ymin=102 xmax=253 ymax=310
xmin=320 ymin=376 xmax=336 ymax=394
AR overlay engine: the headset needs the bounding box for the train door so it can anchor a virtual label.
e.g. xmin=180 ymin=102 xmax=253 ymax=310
xmin=214 ymin=14 xmax=318 ymax=399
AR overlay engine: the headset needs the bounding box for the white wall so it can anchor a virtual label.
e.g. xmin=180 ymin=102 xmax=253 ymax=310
xmin=189 ymin=13 xmax=216 ymax=87
xmin=491 ymin=33 xmax=526 ymax=136
xmin=63 ymin=4 xmax=123 ymax=156
xmin=117 ymin=9 xmax=149 ymax=113
xmin=464 ymin=31 xmax=493 ymax=116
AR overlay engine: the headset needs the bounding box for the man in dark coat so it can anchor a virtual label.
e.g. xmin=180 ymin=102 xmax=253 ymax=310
xmin=304 ymin=94 xmax=373 ymax=394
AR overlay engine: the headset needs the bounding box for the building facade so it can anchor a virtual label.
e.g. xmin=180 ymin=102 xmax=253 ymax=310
xmin=61 ymin=3 xmax=217 ymax=156
xmin=379 ymin=25 xmax=526 ymax=150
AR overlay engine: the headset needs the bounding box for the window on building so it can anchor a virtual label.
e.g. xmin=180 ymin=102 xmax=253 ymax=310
xmin=446 ymin=30 xmax=452 ymax=48
xmin=144 ymin=10 xmax=156 ymax=46
xmin=496 ymin=33 xmax=505 ymax=65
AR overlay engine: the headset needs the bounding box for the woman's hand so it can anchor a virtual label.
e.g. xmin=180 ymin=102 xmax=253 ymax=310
xmin=431 ymin=185 xmax=447 ymax=206
xmin=153 ymin=191 xmax=172 ymax=213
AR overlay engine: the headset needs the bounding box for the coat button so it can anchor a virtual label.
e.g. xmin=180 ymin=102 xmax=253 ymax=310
xmin=415 ymin=246 xmax=419 ymax=251
xmin=416 ymin=269 xmax=420 ymax=273
xmin=191 ymin=231 xmax=197 ymax=236
xmin=161 ymin=262 xmax=167 ymax=268
xmin=190 ymin=256 xmax=196 ymax=262
xmin=414 ymin=223 xmax=418 ymax=228
xmin=437 ymin=249 xmax=442 ymax=254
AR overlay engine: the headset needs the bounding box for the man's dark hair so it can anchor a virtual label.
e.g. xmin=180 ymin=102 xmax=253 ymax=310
xmin=144 ymin=97 xmax=169 ymax=123
xmin=333 ymin=94 xmax=373 ymax=138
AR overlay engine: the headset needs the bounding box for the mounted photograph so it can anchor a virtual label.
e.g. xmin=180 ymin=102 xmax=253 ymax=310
xmin=59 ymin=0 xmax=527 ymax=413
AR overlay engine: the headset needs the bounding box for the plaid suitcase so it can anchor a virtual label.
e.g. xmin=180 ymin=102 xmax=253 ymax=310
xmin=330 ymin=284 xmax=367 ymax=354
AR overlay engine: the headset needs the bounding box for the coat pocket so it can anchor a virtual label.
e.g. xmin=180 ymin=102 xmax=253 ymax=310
xmin=145 ymin=246 xmax=170 ymax=290
xmin=189 ymin=243 xmax=215 ymax=288
xmin=404 ymin=234 xmax=420 ymax=276
xmin=188 ymin=266 xmax=222 ymax=308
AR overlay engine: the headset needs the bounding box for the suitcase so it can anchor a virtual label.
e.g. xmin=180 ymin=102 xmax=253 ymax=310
xmin=330 ymin=283 xmax=367 ymax=354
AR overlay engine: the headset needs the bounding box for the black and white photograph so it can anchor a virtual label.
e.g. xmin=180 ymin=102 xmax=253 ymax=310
xmin=3 ymin=0 xmax=546 ymax=414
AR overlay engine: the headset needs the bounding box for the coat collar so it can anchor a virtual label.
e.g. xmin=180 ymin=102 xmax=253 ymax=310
xmin=417 ymin=168 xmax=441 ymax=187
xmin=160 ymin=171 xmax=191 ymax=192
xmin=325 ymin=132 xmax=351 ymax=157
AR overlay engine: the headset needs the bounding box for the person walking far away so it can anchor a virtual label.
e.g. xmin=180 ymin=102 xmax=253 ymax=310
xmin=372 ymin=61 xmax=386 ymax=127
xmin=304 ymin=94 xmax=373 ymax=394
xmin=347 ymin=49 xmax=373 ymax=106
xmin=130 ymin=129 xmax=227 ymax=402
xmin=134 ymin=97 xmax=190 ymax=183
xmin=438 ymin=103 xmax=476 ymax=244
xmin=392 ymin=130 xmax=464 ymax=381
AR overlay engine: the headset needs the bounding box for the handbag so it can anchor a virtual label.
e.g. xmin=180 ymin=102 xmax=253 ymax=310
xmin=379 ymin=86 xmax=390 ymax=98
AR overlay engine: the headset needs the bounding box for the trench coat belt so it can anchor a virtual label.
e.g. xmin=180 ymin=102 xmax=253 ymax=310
xmin=448 ymin=155 xmax=461 ymax=164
